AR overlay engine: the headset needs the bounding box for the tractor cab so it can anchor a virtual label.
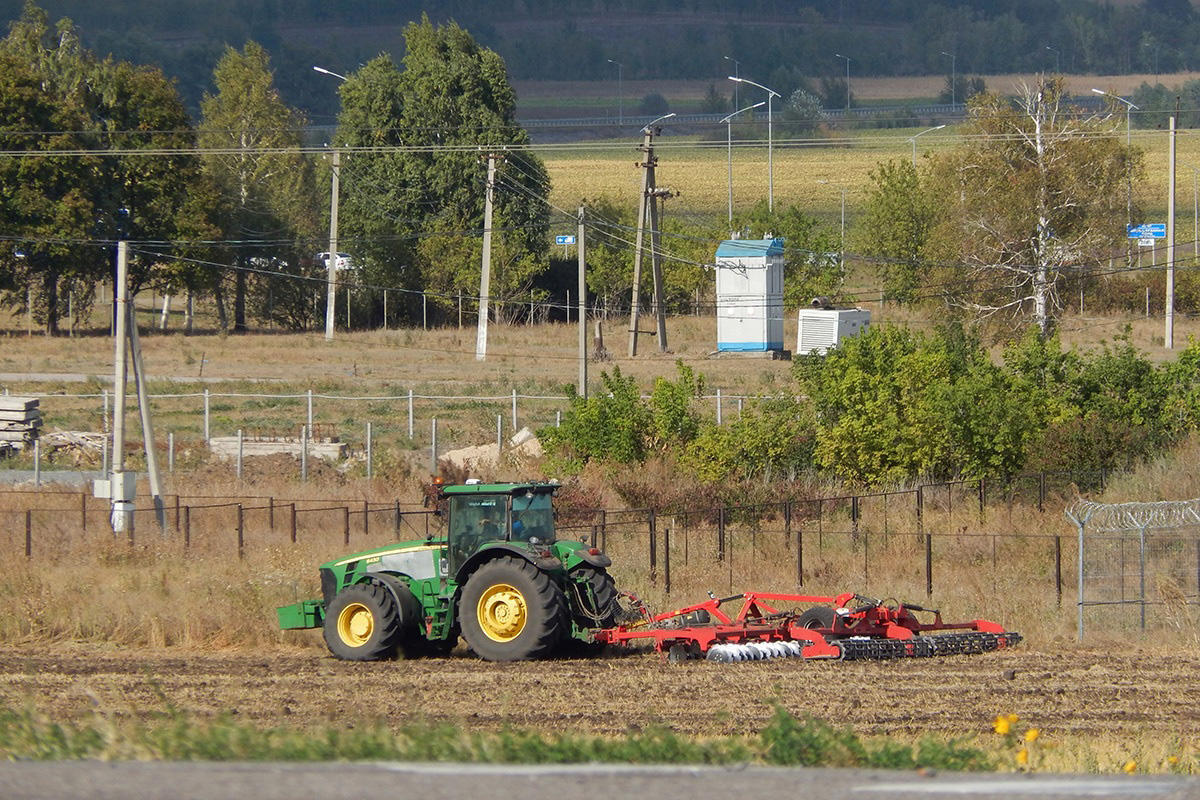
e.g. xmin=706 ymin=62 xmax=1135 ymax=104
xmin=442 ymin=482 xmax=557 ymax=571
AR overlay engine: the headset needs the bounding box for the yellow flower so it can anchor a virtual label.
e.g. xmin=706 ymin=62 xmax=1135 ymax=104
xmin=1123 ymin=760 xmax=1138 ymax=774
xmin=994 ymin=716 xmax=1011 ymax=735
xmin=1016 ymin=748 xmax=1029 ymax=766
xmin=1168 ymin=756 xmax=1180 ymax=766
xmin=1007 ymin=713 xmax=1020 ymax=724
xmin=1025 ymin=729 xmax=1040 ymax=743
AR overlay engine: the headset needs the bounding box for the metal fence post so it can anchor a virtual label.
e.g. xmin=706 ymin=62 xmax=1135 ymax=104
xmin=431 ymin=418 xmax=438 ymax=472
xmin=300 ymin=425 xmax=308 ymax=482
xmin=236 ymin=429 xmax=243 ymax=480
xmin=343 ymin=506 xmax=351 ymax=546
xmin=663 ymin=526 xmax=671 ymax=595
xmin=307 ymin=389 xmax=314 ymax=432
xmin=366 ymin=421 xmax=373 ymax=481
xmin=408 ymin=389 xmax=414 ymax=438
xmin=33 ymin=438 xmax=40 ymax=486
xmin=183 ymin=505 xmax=191 ymax=550
xmin=648 ymin=510 xmax=657 ymax=584
xmin=717 ymin=504 xmax=726 ymax=562
xmin=394 ymin=499 xmax=401 ymax=540
xmin=236 ymin=503 xmax=244 ymax=559
xmin=796 ymin=520 xmax=804 ymax=587
xmin=925 ymin=529 xmax=933 ymax=598
xmin=203 ymin=389 xmax=210 ymax=443
xmin=168 ymin=432 xmax=174 ymax=473
xmin=363 ymin=499 xmax=369 ymax=535
xmin=25 ymin=509 xmax=32 ymax=559
xmin=80 ymin=490 xmax=87 ymax=532
xmin=289 ymin=504 xmax=297 ymax=544
xmin=511 ymin=389 xmax=518 ymax=431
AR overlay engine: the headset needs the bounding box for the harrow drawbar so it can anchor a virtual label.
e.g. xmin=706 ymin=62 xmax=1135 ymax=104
xmin=594 ymin=590 xmax=1021 ymax=664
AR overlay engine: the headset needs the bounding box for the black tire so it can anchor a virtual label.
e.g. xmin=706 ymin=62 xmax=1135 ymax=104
xmin=323 ymin=583 xmax=403 ymax=661
xmin=798 ymin=606 xmax=835 ymax=631
xmin=460 ymin=556 xmax=566 ymax=661
xmin=568 ymin=566 xmax=620 ymax=629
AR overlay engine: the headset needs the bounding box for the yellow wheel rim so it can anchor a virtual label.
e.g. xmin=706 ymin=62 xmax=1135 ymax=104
xmin=477 ymin=583 xmax=528 ymax=643
xmin=337 ymin=602 xmax=374 ymax=647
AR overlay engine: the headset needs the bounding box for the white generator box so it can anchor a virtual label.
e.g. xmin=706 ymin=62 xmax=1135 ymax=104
xmin=796 ymin=308 xmax=871 ymax=355
xmin=714 ymin=238 xmax=785 ymax=352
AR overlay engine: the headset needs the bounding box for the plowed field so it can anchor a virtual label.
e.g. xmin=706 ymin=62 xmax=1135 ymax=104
xmin=1 ymin=644 xmax=1196 ymax=739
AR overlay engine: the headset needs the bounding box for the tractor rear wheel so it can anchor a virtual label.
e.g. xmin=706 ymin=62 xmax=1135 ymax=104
xmin=798 ymin=607 xmax=835 ymax=631
xmin=460 ymin=556 xmax=566 ymax=661
xmin=323 ymin=583 xmax=403 ymax=661
xmin=570 ymin=566 xmax=619 ymax=629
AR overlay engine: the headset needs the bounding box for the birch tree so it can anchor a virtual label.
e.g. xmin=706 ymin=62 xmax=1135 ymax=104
xmin=927 ymin=77 xmax=1139 ymax=335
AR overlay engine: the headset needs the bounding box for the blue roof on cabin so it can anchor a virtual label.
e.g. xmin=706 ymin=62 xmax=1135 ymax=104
xmin=715 ymin=238 xmax=784 ymax=259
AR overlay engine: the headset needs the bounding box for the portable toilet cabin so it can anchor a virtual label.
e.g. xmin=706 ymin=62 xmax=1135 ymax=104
xmin=714 ymin=238 xmax=785 ymax=353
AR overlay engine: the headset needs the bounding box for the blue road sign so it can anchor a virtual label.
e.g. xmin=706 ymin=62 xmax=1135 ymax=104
xmin=555 ymin=235 xmax=577 ymax=245
xmin=1128 ymin=223 xmax=1166 ymax=239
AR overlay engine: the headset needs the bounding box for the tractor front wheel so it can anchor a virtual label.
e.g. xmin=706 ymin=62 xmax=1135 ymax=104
xmin=323 ymin=583 xmax=403 ymax=661
xmin=460 ymin=556 xmax=566 ymax=661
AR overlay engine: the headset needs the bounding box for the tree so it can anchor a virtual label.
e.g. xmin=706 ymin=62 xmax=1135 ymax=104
xmin=780 ymin=88 xmax=825 ymax=136
xmin=854 ymin=160 xmax=938 ymax=304
xmin=0 ymin=3 xmax=202 ymax=334
xmin=925 ymin=78 xmax=1141 ymax=335
xmin=335 ymin=17 xmax=550 ymax=324
xmin=199 ymin=41 xmax=317 ymax=332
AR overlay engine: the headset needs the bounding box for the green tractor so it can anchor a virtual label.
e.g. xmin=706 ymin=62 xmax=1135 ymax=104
xmin=276 ymin=481 xmax=621 ymax=661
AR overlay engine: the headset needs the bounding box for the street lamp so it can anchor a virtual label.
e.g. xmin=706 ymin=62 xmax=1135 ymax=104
xmin=1045 ymin=45 xmax=1060 ymax=72
xmin=907 ymin=124 xmax=946 ymax=167
xmin=941 ymin=51 xmax=956 ymax=106
xmin=1092 ymin=88 xmax=1139 ymax=248
xmin=721 ymin=101 xmax=766 ymax=223
xmin=728 ymin=76 xmax=781 ymax=212
xmin=835 ymin=53 xmax=851 ymax=112
xmin=607 ymin=59 xmax=624 ymax=124
xmin=724 ymin=56 xmax=739 ymax=108
xmin=314 ymin=65 xmax=348 ymax=342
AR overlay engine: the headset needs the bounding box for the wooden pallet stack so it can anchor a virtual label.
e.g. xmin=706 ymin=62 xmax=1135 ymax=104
xmin=0 ymin=396 xmax=41 ymax=453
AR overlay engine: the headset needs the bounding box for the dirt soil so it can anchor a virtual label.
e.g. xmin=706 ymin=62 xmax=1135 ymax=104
xmin=0 ymin=643 xmax=1195 ymax=739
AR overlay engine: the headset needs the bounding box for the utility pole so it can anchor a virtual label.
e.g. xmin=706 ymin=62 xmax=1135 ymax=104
xmin=325 ymin=150 xmax=340 ymax=342
xmin=476 ymin=152 xmax=500 ymax=361
xmin=1167 ymin=112 xmax=1177 ymax=350
xmin=577 ymin=206 xmax=588 ymax=398
xmin=109 ymin=242 xmax=133 ymax=532
xmin=628 ymin=128 xmax=656 ymax=357
xmin=648 ymin=188 xmax=670 ymax=351
xmin=128 ymin=305 xmax=166 ymax=531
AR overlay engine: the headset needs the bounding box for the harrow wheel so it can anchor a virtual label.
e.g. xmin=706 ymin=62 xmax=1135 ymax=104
xmin=798 ymin=607 xmax=835 ymax=631
xmin=323 ymin=583 xmax=403 ymax=661
xmin=460 ymin=556 xmax=566 ymax=661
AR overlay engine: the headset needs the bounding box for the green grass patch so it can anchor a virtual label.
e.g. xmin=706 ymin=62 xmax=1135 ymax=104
xmin=0 ymin=701 xmax=990 ymax=769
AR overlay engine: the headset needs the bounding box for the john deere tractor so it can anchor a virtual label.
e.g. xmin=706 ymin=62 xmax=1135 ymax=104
xmin=276 ymin=481 xmax=621 ymax=661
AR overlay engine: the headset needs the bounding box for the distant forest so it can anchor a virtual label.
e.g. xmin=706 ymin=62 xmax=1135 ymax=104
xmin=2 ymin=0 xmax=1198 ymax=119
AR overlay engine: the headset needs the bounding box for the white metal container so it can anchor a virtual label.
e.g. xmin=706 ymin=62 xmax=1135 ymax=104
xmin=796 ymin=308 xmax=871 ymax=355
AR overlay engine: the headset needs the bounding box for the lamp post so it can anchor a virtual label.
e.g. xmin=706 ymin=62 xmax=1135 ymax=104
xmin=835 ymin=53 xmax=851 ymax=112
xmin=1092 ymin=88 xmax=1139 ymax=248
xmin=721 ymin=101 xmax=766 ymax=223
xmin=728 ymin=76 xmax=781 ymax=212
xmin=941 ymin=51 xmax=956 ymax=106
xmin=313 ymin=65 xmax=348 ymax=342
xmin=907 ymin=124 xmax=946 ymax=167
xmin=724 ymin=56 xmax=739 ymax=109
xmin=1045 ymin=45 xmax=1060 ymax=72
xmin=607 ymin=59 xmax=624 ymax=124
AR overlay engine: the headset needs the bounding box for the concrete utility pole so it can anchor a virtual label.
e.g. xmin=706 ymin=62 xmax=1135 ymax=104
xmin=325 ymin=150 xmax=340 ymax=342
xmin=648 ymin=188 xmax=670 ymax=351
xmin=1167 ymin=113 xmax=1177 ymax=350
xmin=127 ymin=305 xmax=166 ymax=531
xmin=476 ymin=152 xmax=501 ymax=361
xmin=577 ymin=206 xmax=588 ymax=398
xmin=110 ymin=242 xmax=133 ymax=532
xmin=628 ymin=116 xmax=673 ymax=356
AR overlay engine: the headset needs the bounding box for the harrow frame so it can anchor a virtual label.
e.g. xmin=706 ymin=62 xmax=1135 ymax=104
xmin=594 ymin=590 xmax=1022 ymax=663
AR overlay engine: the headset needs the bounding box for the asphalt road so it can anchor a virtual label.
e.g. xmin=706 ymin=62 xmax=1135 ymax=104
xmin=0 ymin=762 xmax=1194 ymax=800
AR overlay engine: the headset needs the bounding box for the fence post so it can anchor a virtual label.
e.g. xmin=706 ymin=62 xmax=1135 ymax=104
xmin=343 ymin=506 xmax=351 ymax=546
xmin=236 ymin=503 xmax=244 ymax=559
xmin=717 ymin=504 xmax=726 ymax=562
xmin=366 ymin=421 xmax=373 ymax=481
xmin=301 ymin=425 xmax=308 ymax=482
xmin=363 ymin=499 xmax=369 ymax=535
xmin=916 ymin=487 xmax=924 ymax=543
xmin=600 ymin=509 xmax=607 ymax=551
xmin=268 ymin=496 xmax=274 ymax=530
xmin=80 ymin=490 xmax=87 ymax=532
xmin=431 ymin=418 xmax=438 ymax=472
xmin=168 ymin=431 xmax=175 ymax=473
xmin=394 ymin=499 xmax=401 ymax=540
xmin=496 ymin=414 xmax=502 ymax=460
xmin=1038 ymin=472 xmax=1046 ymax=513
xmin=25 ymin=509 xmax=31 ymax=559
xmin=307 ymin=389 xmax=314 ymax=432
xmin=1055 ymin=535 xmax=1063 ymax=608
xmin=648 ymin=510 xmax=657 ymax=584
xmin=784 ymin=500 xmax=791 ymax=551
xmin=978 ymin=477 xmax=986 ymax=521
xmin=128 ymin=508 xmax=135 ymax=548
xmin=408 ymin=389 xmax=414 ymax=438
xmin=289 ymin=504 xmax=297 ymax=544
xmin=174 ymin=495 xmax=180 ymax=530
xmin=925 ymin=529 xmax=933 ymax=598
xmin=511 ymin=389 xmax=518 ymax=431
xmin=33 ymin=438 xmax=40 ymax=485
xmin=183 ymin=505 xmax=191 ymax=550
xmin=203 ymin=389 xmax=210 ymax=443
xmin=663 ymin=526 xmax=671 ymax=595
xmin=796 ymin=520 xmax=804 ymax=587
xmin=716 ymin=388 xmax=723 ymax=425
xmin=236 ymin=428 xmax=243 ymax=480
